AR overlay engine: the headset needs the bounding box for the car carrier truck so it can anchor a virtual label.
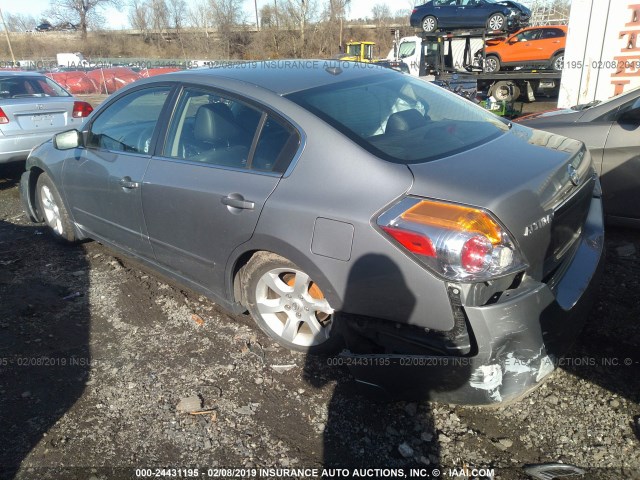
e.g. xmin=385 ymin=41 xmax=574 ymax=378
xmin=391 ymin=30 xmax=562 ymax=102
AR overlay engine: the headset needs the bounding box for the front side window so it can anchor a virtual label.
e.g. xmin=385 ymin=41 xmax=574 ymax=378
xmin=287 ymin=73 xmax=508 ymax=164
xmin=87 ymin=86 xmax=171 ymax=153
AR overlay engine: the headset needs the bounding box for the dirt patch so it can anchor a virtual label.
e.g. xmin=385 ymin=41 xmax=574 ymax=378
xmin=0 ymin=163 xmax=638 ymax=480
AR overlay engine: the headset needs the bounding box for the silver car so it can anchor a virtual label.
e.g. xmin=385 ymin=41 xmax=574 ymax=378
xmin=0 ymin=71 xmax=93 ymax=163
xmin=516 ymin=86 xmax=640 ymax=227
xmin=20 ymin=62 xmax=604 ymax=404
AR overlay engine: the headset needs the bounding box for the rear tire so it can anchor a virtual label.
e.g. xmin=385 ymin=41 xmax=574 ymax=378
xmin=422 ymin=16 xmax=437 ymax=33
xmin=487 ymin=13 xmax=506 ymax=31
xmin=484 ymin=55 xmax=501 ymax=73
xmin=242 ymin=252 xmax=342 ymax=354
xmin=36 ymin=173 xmax=77 ymax=243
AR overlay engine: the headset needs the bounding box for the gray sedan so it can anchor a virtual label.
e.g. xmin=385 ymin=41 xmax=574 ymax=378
xmin=516 ymin=87 xmax=640 ymax=227
xmin=0 ymin=71 xmax=93 ymax=163
xmin=20 ymin=62 xmax=603 ymax=404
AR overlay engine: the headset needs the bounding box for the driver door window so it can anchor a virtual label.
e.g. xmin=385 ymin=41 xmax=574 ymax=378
xmin=87 ymin=86 xmax=171 ymax=154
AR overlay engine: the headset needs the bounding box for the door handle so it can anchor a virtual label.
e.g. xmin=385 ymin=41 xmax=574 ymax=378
xmin=119 ymin=177 xmax=140 ymax=189
xmin=222 ymin=195 xmax=255 ymax=210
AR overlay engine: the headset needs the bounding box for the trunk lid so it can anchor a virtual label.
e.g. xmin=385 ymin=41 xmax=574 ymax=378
xmin=0 ymin=98 xmax=76 ymax=136
xmin=407 ymin=125 xmax=593 ymax=282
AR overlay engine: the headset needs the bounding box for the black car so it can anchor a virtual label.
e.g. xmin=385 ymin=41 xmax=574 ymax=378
xmin=410 ymin=0 xmax=531 ymax=33
xmin=35 ymin=22 xmax=54 ymax=32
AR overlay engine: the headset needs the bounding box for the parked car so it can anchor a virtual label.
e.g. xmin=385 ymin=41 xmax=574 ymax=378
xmin=516 ymin=86 xmax=640 ymax=227
xmin=0 ymin=72 xmax=93 ymax=164
xmin=410 ymin=0 xmax=531 ymax=33
xmin=20 ymin=62 xmax=603 ymax=404
xmin=35 ymin=22 xmax=54 ymax=32
xmin=481 ymin=25 xmax=567 ymax=72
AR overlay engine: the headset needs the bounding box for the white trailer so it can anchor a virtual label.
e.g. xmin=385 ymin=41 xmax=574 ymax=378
xmin=558 ymin=0 xmax=640 ymax=108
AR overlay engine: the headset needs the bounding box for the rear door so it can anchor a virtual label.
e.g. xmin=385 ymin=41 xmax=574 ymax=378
xmin=431 ymin=0 xmax=458 ymax=27
xmin=0 ymin=75 xmax=78 ymax=136
xmin=457 ymin=0 xmax=488 ymax=27
xmin=142 ymin=86 xmax=300 ymax=292
xmin=62 ymin=84 xmax=174 ymax=258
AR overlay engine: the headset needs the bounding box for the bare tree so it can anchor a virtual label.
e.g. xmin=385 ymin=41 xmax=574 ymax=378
xmin=3 ymin=13 xmax=38 ymax=32
xmin=48 ymin=0 xmax=122 ymax=38
xmin=372 ymin=3 xmax=391 ymax=26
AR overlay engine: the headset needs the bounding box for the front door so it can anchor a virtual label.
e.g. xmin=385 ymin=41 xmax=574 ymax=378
xmin=62 ymin=85 xmax=173 ymax=257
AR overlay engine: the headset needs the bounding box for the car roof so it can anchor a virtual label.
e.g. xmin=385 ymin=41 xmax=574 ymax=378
xmin=162 ymin=60 xmax=393 ymax=95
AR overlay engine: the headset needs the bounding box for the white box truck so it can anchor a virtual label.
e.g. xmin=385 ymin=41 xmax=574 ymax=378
xmin=558 ymin=0 xmax=640 ymax=107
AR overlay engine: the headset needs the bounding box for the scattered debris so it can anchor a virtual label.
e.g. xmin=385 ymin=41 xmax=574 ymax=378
xmin=191 ymin=313 xmax=205 ymax=326
xmin=63 ymin=292 xmax=83 ymax=301
xmin=271 ymin=364 xmax=296 ymax=374
xmin=397 ymin=442 xmax=414 ymax=458
xmin=176 ymin=395 xmax=203 ymax=413
xmin=235 ymin=403 xmax=259 ymax=416
xmin=189 ymin=409 xmax=216 ymax=416
xmin=616 ymin=243 xmax=636 ymax=257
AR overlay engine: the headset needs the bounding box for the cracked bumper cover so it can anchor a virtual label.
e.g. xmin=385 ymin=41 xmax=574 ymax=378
xmin=342 ymin=195 xmax=605 ymax=405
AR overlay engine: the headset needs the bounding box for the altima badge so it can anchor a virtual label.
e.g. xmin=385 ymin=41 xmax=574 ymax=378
xmin=524 ymin=212 xmax=554 ymax=236
xmin=568 ymin=165 xmax=580 ymax=187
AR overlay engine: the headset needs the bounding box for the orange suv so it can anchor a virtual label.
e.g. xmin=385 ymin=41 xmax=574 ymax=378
xmin=481 ymin=25 xmax=567 ymax=73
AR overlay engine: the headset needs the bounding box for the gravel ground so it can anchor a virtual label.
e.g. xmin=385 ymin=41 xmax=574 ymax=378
xmin=0 ymin=94 xmax=639 ymax=480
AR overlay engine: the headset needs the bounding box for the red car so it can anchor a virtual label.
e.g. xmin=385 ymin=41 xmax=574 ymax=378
xmin=482 ymin=25 xmax=567 ymax=72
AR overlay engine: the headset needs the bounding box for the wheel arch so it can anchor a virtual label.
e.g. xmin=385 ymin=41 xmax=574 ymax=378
xmin=551 ymin=48 xmax=565 ymax=58
xmin=226 ymin=238 xmax=343 ymax=312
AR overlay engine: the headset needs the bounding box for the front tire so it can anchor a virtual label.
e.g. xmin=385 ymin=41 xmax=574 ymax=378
xmin=487 ymin=13 xmax=505 ymax=31
xmin=243 ymin=252 xmax=342 ymax=354
xmin=422 ymin=16 xmax=437 ymax=33
xmin=551 ymin=53 xmax=564 ymax=71
xmin=484 ymin=55 xmax=501 ymax=73
xmin=36 ymin=173 xmax=77 ymax=243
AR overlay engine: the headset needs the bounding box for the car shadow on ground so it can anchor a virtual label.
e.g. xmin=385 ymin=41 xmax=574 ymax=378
xmin=304 ymin=254 xmax=471 ymax=472
xmin=0 ymin=219 xmax=91 ymax=479
xmin=0 ymin=163 xmax=24 ymax=192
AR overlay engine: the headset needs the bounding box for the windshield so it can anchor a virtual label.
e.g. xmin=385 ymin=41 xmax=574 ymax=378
xmin=287 ymin=74 xmax=509 ymax=164
xmin=346 ymin=44 xmax=360 ymax=56
xmin=0 ymin=75 xmax=70 ymax=98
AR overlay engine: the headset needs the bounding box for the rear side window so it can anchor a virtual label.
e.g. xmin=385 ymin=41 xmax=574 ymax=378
xmin=0 ymin=75 xmax=70 ymax=98
xmin=542 ymin=28 xmax=565 ymax=39
xmin=87 ymin=86 xmax=171 ymax=153
xmin=287 ymin=74 xmax=508 ymax=164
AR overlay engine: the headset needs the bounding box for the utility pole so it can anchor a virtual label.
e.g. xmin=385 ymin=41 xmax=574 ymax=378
xmin=254 ymin=0 xmax=260 ymax=31
xmin=0 ymin=6 xmax=16 ymax=65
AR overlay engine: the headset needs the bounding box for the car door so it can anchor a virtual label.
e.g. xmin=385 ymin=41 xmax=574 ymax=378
xmin=503 ymin=29 xmax=542 ymax=63
xmin=142 ymin=85 xmax=300 ymax=292
xmin=538 ymin=28 xmax=565 ymax=61
xmin=431 ymin=0 xmax=459 ymax=27
xmin=62 ymin=85 xmax=174 ymax=258
xmin=600 ymin=99 xmax=640 ymax=220
xmin=457 ymin=0 xmax=487 ymax=27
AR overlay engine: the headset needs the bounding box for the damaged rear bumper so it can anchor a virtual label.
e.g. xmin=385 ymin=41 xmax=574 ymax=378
xmin=342 ymin=195 xmax=605 ymax=405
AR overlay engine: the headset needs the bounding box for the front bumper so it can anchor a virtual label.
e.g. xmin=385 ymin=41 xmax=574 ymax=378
xmin=342 ymin=194 xmax=605 ymax=405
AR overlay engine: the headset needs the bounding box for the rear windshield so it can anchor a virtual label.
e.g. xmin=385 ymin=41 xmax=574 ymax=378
xmin=286 ymin=74 xmax=509 ymax=164
xmin=0 ymin=75 xmax=70 ymax=99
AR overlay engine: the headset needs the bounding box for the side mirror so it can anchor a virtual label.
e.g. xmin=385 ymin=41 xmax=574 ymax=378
xmin=53 ymin=129 xmax=83 ymax=150
xmin=508 ymin=38 xmax=518 ymax=44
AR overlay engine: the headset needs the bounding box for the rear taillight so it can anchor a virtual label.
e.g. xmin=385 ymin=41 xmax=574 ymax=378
xmin=72 ymin=101 xmax=93 ymax=118
xmin=378 ymin=197 xmax=527 ymax=282
xmin=412 ymin=8 xmax=417 ymax=13
xmin=0 ymin=107 xmax=9 ymax=124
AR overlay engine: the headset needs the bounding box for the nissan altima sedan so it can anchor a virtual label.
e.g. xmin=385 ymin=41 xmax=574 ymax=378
xmin=20 ymin=62 xmax=603 ymax=404
xmin=0 ymin=71 xmax=93 ymax=163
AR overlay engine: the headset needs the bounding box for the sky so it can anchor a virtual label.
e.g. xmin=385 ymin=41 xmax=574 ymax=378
xmin=4 ymin=0 xmax=413 ymax=29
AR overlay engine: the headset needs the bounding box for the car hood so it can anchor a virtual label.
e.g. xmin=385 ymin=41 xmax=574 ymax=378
xmin=407 ymin=124 xmax=592 ymax=280
xmin=498 ymin=1 xmax=531 ymax=14
xmin=514 ymin=108 xmax=583 ymax=126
